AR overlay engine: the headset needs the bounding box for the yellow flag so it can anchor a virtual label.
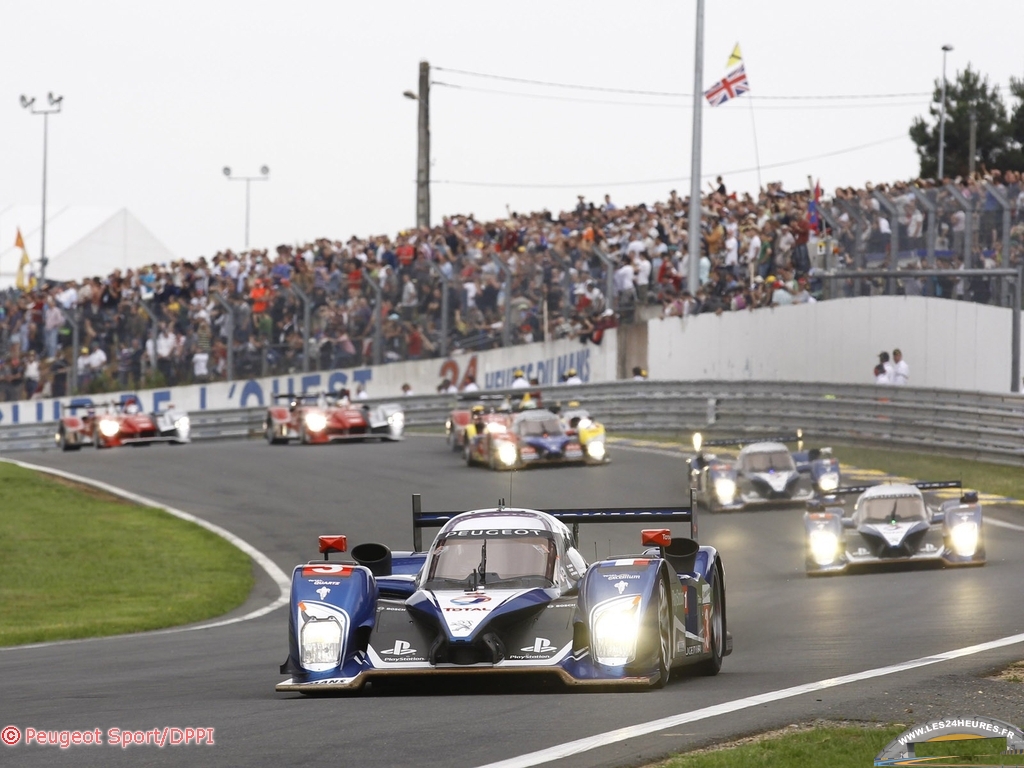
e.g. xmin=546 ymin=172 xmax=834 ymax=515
xmin=727 ymin=43 xmax=743 ymax=69
xmin=15 ymin=227 xmax=33 ymax=290
xmin=16 ymin=252 xmax=31 ymax=290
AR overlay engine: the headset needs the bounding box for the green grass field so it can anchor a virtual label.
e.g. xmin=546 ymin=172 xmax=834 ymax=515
xmin=657 ymin=724 xmax=904 ymax=768
xmin=0 ymin=462 xmax=253 ymax=646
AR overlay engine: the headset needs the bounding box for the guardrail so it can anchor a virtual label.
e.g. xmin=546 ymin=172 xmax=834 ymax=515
xmin=3 ymin=381 xmax=1024 ymax=465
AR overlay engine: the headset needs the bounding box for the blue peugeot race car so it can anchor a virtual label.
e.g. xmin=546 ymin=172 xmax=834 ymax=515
xmin=276 ymin=499 xmax=731 ymax=692
xmin=688 ymin=432 xmax=841 ymax=512
xmin=803 ymin=480 xmax=986 ymax=575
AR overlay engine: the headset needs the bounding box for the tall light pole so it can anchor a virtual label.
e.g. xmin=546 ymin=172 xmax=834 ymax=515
xmin=20 ymin=92 xmax=63 ymax=284
xmin=687 ymin=0 xmax=705 ymax=293
xmin=403 ymin=60 xmax=431 ymax=229
xmin=223 ymin=165 xmax=270 ymax=250
xmin=937 ymin=44 xmax=953 ymax=181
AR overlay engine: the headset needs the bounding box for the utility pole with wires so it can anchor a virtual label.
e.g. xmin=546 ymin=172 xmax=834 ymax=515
xmin=404 ymin=61 xmax=431 ymax=228
xmin=687 ymin=0 xmax=705 ymax=295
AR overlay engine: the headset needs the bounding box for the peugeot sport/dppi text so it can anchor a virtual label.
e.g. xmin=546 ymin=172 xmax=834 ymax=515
xmin=265 ymin=392 xmax=404 ymax=445
xmin=688 ymin=432 xmax=840 ymax=512
xmin=277 ymin=500 xmax=731 ymax=692
xmin=804 ymin=481 xmax=985 ymax=574
xmin=465 ymin=409 xmax=605 ymax=470
xmin=56 ymin=397 xmax=190 ymax=450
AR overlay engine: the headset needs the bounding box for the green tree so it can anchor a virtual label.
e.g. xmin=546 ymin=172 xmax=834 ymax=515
xmin=1002 ymin=76 xmax=1024 ymax=171
xmin=909 ymin=65 xmax=1010 ymax=179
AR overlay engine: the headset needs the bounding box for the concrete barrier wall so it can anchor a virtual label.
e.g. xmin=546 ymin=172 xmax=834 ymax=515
xmin=646 ymin=296 xmax=1020 ymax=392
xmin=0 ymin=330 xmax=618 ymax=425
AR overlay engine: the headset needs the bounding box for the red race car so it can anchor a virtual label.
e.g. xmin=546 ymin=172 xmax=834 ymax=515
xmin=264 ymin=392 xmax=404 ymax=445
xmin=445 ymin=395 xmax=514 ymax=452
xmin=56 ymin=397 xmax=191 ymax=451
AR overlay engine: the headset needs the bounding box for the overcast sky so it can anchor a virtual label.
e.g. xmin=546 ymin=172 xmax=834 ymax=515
xmin=2 ymin=0 xmax=1022 ymax=263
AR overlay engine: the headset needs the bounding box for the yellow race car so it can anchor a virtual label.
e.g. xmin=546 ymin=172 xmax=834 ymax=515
xmin=559 ymin=402 xmax=609 ymax=464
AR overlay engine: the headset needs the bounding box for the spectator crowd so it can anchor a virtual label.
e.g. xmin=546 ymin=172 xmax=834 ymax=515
xmin=2 ymin=168 xmax=1022 ymax=401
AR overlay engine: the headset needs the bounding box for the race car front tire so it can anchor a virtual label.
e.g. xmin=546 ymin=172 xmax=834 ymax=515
xmin=58 ymin=427 xmax=79 ymax=452
xmin=695 ymin=568 xmax=724 ymax=676
xmin=652 ymin=575 xmax=673 ymax=689
xmin=266 ymin=422 xmax=285 ymax=445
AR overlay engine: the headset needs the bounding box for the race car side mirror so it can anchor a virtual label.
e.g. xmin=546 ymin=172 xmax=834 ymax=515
xmin=930 ymin=510 xmax=946 ymax=525
xmin=841 ymin=517 xmax=856 ymax=529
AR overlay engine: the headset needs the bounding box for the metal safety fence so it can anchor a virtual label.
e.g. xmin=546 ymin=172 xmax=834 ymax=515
xmin=3 ymin=380 xmax=1024 ymax=465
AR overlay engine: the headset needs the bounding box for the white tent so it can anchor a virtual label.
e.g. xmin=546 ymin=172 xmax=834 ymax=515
xmin=0 ymin=205 xmax=177 ymax=287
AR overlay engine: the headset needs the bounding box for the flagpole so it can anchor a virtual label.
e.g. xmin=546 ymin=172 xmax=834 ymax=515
xmin=687 ymin=0 xmax=705 ymax=295
xmin=746 ymin=81 xmax=763 ymax=192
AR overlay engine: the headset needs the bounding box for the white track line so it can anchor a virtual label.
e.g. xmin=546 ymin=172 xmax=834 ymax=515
xmin=0 ymin=458 xmax=290 ymax=651
xmin=987 ymin=517 xmax=1024 ymax=533
xmin=475 ymin=630 xmax=1024 ymax=768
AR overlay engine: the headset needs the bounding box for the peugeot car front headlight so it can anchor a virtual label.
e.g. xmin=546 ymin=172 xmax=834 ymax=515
xmin=98 ymin=419 xmax=120 ymax=438
xmin=809 ymin=530 xmax=840 ymax=566
xmin=497 ymin=442 xmax=518 ymax=466
xmin=304 ymin=412 xmax=328 ymax=433
xmin=817 ymin=472 xmax=839 ymax=492
xmin=950 ymin=522 xmax=979 ymax=557
xmin=174 ymin=415 xmax=191 ymax=435
xmin=591 ymin=595 xmax=643 ymax=666
xmin=586 ymin=440 xmax=606 ymax=460
xmin=300 ymin=616 xmax=343 ymax=669
xmin=714 ymin=477 xmax=737 ymax=504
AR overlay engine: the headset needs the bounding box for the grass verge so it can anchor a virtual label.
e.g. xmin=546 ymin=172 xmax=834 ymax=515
xmin=655 ymin=723 xmax=904 ymax=768
xmin=0 ymin=462 xmax=253 ymax=646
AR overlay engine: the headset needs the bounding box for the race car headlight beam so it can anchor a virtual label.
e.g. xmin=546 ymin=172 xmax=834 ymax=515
xmin=713 ymin=477 xmax=737 ymax=504
xmin=304 ymin=412 xmax=328 ymax=433
xmin=497 ymin=442 xmax=518 ymax=466
xmin=591 ymin=595 xmax=642 ymax=666
xmin=300 ymin=616 xmax=343 ymax=669
xmin=809 ymin=530 xmax=840 ymax=566
xmin=817 ymin=472 xmax=839 ymax=493
xmin=174 ymin=415 xmax=191 ymax=435
xmin=98 ymin=418 xmax=120 ymax=438
xmin=586 ymin=440 xmax=606 ymax=460
xmin=950 ymin=521 xmax=979 ymax=557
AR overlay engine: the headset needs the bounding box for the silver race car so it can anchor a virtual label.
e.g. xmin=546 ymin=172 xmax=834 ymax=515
xmin=803 ymin=481 xmax=985 ymax=575
xmin=688 ymin=432 xmax=841 ymax=512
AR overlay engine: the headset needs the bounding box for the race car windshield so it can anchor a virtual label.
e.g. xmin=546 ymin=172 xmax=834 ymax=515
xmin=519 ymin=417 xmax=563 ymax=437
xmin=741 ymin=451 xmax=795 ymax=473
xmin=859 ymin=496 xmax=927 ymax=524
xmin=423 ymin=533 xmax=556 ymax=589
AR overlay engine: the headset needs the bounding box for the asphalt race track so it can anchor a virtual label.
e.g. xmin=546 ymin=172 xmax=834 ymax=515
xmin=3 ymin=437 xmax=1024 ymax=768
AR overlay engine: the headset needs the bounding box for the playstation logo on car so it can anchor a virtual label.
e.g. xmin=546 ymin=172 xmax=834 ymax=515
xmin=521 ymin=637 xmax=556 ymax=654
xmin=451 ymin=593 xmax=491 ymax=605
xmin=382 ymin=640 xmax=417 ymax=656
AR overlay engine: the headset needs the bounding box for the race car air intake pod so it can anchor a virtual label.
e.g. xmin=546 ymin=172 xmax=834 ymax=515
xmin=663 ymin=537 xmax=699 ymax=576
xmin=351 ymin=543 xmax=392 ymax=577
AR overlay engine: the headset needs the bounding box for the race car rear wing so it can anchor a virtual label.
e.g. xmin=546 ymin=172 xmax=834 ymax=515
xmin=411 ymin=493 xmax=696 ymax=551
xmin=831 ymin=480 xmax=962 ymax=496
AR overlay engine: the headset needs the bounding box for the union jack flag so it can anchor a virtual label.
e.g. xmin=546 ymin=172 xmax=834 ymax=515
xmin=704 ymin=65 xmax=750 ymax=107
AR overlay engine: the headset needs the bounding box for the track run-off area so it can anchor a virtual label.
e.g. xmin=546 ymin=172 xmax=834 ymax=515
xmin=2 ymin=436 xmax=1023 ymax=768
